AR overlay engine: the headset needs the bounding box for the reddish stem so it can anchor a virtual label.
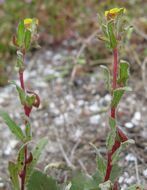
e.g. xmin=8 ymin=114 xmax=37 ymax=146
xmin=19 ymin=69 xmax=25 ymax=90
xmin=19 ymin=67 xmax=29 ymax=190
xmin=104 ymin=47 xmax=128 ymax=183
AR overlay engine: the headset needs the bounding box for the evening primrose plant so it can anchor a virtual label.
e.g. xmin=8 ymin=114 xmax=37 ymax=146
xmin=0 ymin=18 xmax=49 ymax=190
xmin=0 ymin=9 xmax=144 ymax=190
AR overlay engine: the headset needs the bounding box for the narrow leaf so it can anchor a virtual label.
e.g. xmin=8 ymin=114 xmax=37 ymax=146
xmin=17 ymin=20 xmax=25 ymax=47
xmin=8 ymin=161 xmax=20 ymax=190
xmin=107 ymin=20 xmax=117 ymax=49
xmin=24 ymin=30 xmax=31 ymax=50
xmin=106 ymin=129 xmax=116 ymax=150
xmin=27 ymin=169 xmax=59 ymax=190
xmin=26 ymin=138 xmax=48 ymax=184
xmin=117 ymin=60 xmax=129 ymax=85
xmin=11 ymin=81 xmax=26 ymax=105
xmin=96 ymin=154 xmax=106 ymax=179
xmin=100 ymin=65 xmax=111 ymax=91
xmin=111 ymin=87 xmax=132 ymax=108
xmin=0 ymin=111 xmax=25 ymax=141
xmin=17 ymin=145 xmax=25 ymax=173
xmin=110 ymin=164 xmax=122 ymax=182
xmin=25 ymin=122 xmax=32 ymax=141
xmin=109 ymin=117 xmax=116 ymax=129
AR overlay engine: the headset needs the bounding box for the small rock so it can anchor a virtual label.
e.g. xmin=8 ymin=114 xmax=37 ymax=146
xmin=54 ymin=115 xmax=65 ymax=126
xmin=131 ymin=111 xmax=141 ymax=125
xmin=77 ymin=100 xmax=85 ymax=107
xmin=124 ymin=175 xmax=135 ymax=184
xmin=125 ymin=153 xmax=136 ymax=162
xmin=90 ymin=115 xmax=100 ymax=125
xmin=143 ymin=169 xmax=147 ymax=178
xmin=89 ymin=102 xmax=99 ymax=112
xmin=125 ymin=122 xmax=134 ymax=129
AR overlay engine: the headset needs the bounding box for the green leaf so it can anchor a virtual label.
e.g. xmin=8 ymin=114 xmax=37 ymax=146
xmin=110 ymin=164 xmax=122 ymax=182
xmin=111 ymin=87 xmax=132 ymax=108
xmin=26 ymin=138 xmax=48 ymax=184
xmin=126 ymin=185 xmax=144 ymax=190
xmin=100 ymin=65 xmax=111 ymax=91
xmin=107 ymin=20 xmax=117 ymax=49
xmin=26 ymin=95 xmax=36 ymax=107
xmin=92 ymin=170 xmax=103 ymax=187
xmin=0 ymin=111 xmax=25 ymax=141
xmin=17 ymin=145 xmax=25 ymax=173
xmin=25 ymin=30 xmax=31 ymax=50
xmin=25 ymin=122 xmax=32 ymax=141
xmin=11 ymin=81 xmax=26 ymax=105
xmin=17 ymin=20 xmax=25 ymax=47
xmin=70 ymin=172 xmax=85 ymax=190
xmin=96 ymin=154 xmax=106 ymax=179
xmin=117 ymin=60 xmax=129 ymax=85
xmin=27 ymin=169 xmax=59 ymax=190
xmin=112 ymin=139 xmax=135 ymax=165
xmin=112 ymin=146 xmax=123 ymax=165
xmin=106 ymin=129 xmax=116 ymax=150
xmin=109 ymin=117 xmax=116 ymax=130
xmin=8 ymin=161 xmax=20 ymax=190
xmin=90 ymin=142 xmax=106 ymax=178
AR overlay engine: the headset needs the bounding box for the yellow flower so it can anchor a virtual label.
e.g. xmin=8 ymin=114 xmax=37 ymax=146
xmin=24 ymin=18 xmax=38 ymax=29
xmin=105 ymin=8 xmax=126 ymax=19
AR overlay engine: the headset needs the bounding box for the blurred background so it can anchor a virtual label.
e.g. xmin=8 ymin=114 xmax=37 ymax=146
xmin=0 ymin=0 xmax=147 ymax=189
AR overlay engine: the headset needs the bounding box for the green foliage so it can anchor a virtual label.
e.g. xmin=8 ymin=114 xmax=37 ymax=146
xmin=17 ymin=20 xmax=25 ymax=47
xmin=111 ymin=86 xmax=132 ymax=108
xmin=25 ymin=122 xmax=32 ymax=141
xmin=112 ymin=139 xmax=135 ymax=165
xmin=24 ymin=30 xmax=31 ymax=50
xmin=26 ymin=138 xmax=48 ymax=184
xmin=70 ymin=172 xmax=99 ymax=190
xmin=106 ymin=117 xmax=117 ymax=150
xmin=100 ymin=65 xmax=111 ymax=91
xmin=96 ymin=154 xmax=106 ymax=179
xmin=107 ymin=20 xmax=117 ymax=49
xmin=27 ymin=169 xmax=59 ymax=190
xmin=8 ymin=161 xmax=20 ymax=190
xmin=110 ymin=164 xmax=122 ymax=182
xmin=17 ymin=145 xmax=25 ymax=173
xmin=106 ymin=129 xmax=116 ymax=150
xmin=0 ymin=111 xmax=25 ymax=141
xmin=117 ymin=60 xmax=129 ymax=85
xmin=11 ymin=81 xmax=26 ymax=105
xmin=109 ymin=117 xmax=116 ymax=129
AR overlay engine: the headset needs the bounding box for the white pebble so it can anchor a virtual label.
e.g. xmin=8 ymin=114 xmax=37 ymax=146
xmin=143 ymin=169 xmax=147 ymax=178
xmin=89 ymin=102 xmax=99 ymax=112
xmin=125 ymin=122 xmax=134 ymax=129
xmin=90 ymin=115 xmax=100 ymax=125
xmin=125 ymin=153 xmax=136 ymax=162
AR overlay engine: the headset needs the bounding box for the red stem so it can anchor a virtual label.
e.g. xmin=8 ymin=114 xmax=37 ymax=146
xmin=19 ymin=69 xmax=25 ymax=90
xmin=104 ymin=48 xmax=118 ymax=182
xmin=104 ymin=47 xmax=128 ymax=183
xmin=19 ymin=68 xmax=29 ymax=190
